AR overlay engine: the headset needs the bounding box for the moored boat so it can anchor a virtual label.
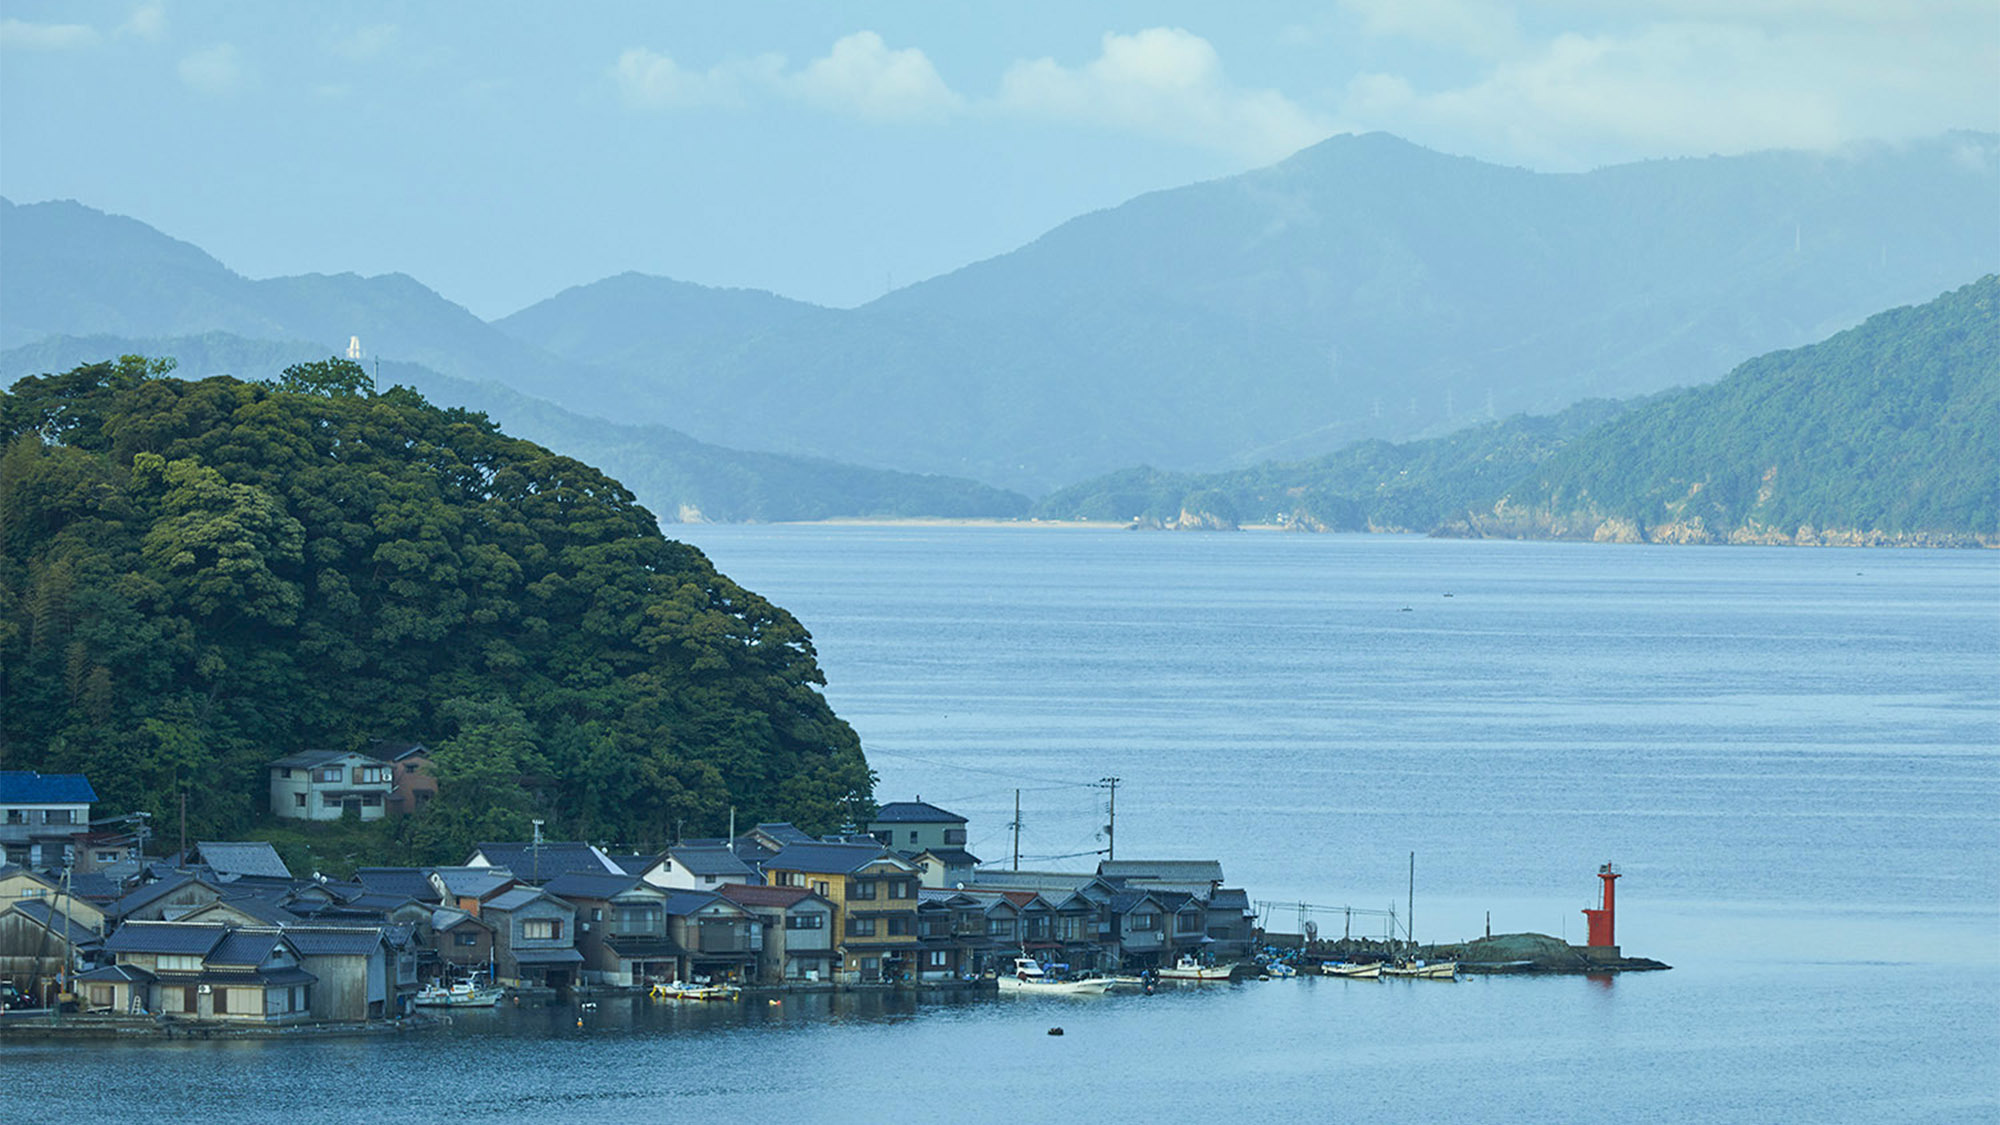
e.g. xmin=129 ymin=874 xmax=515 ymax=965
xmin=1382 ymin=960 xmax=1458 ymax=980
xmin=413 ymin=977 xmax=504 ymax=1007
xmin=1323 ymin=962 xmax=1382 ymax=979
xmin=1154 ymin=954 xmax=1236 ymax=981
xmin=649 ymin=981 xmax=742 ymax=1001
xmin=998 ymin=956 xmax=1116 ymax=995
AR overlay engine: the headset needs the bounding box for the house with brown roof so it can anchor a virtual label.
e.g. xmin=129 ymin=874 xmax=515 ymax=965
xmin=717 ymin=883 xmax=836 ymax=983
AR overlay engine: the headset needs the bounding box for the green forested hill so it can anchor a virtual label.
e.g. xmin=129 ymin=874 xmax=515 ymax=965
xmin=1491 ymin=276 xmax=2000 ymax=543
xmin=0 ymin=359 xmax=875 ymax=861
xmin=1037 ymin=278 xmax=1998 ymax=545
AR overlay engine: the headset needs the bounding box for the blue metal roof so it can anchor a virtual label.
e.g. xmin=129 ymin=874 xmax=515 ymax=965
xmin=870 ymin=801 xmax=967 ymax=824
xmin=104 ymin=921 xmax=229 ymax=956
xmin=0 ymin=771 xmax=97 ymax=804
xmin=762 ymin=842 xmax=902 ymax=876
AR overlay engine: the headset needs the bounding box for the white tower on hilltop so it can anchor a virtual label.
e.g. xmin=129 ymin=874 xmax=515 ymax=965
xmin=347 ymin=336 xmax=362 ymax=360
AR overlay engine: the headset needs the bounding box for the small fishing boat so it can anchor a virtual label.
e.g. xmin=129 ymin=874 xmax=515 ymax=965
xmin=1382 ymin=960 xmax=1457 ymax=980
xmin=413 ymin=977 xmax=504 ymax=1007
xmin=1323 ymin=962 xmax=1382 ymax=979
xmin=997 ymin=957 xmax=1115 ymax=995
xmin=1259 ymin=962 xmax=1298 ymax=980
xmin=1154 ymin=954 xmax=1236 ymax=981
xmin=649 ymin=981 xmax=742 ymax=1001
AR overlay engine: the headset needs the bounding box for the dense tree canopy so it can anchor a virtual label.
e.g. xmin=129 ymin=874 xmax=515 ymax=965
xmin=0 ymin=358 xmax=874 ymax=859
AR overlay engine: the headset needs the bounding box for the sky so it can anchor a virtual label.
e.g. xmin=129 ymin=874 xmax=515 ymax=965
xmin=2 ymin=1 xmax=1994 ymax=319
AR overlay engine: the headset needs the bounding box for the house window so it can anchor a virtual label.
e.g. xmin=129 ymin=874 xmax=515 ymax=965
xmin=157 ymin=954 xmax=203 ymax=972
xmin=845 ymin=917 xmax=877 ymax=937
xmin=45 ymin=809 xmax=74 ymax=824
xmin=523 ymin=919 xmax=562 ymax=940
xmin=848 ymin=880 xmax=876 ymax=901
xmin=1177 ymin=912 xmax=1204 ymax=934
xmin=5 ymin=810 xmax=23 ymax=824
xmin=786 ymin=914 xmax=824 ymax=930
xmin=454 ymin=933 xmax=478 ymax=947
xmin=908 ymin=831 xmax=918 ymax=844
xmin=887 ymin=880 xmax=912 ymax=900
xmin=90 ymin=984 xmax=114 ymax=1008
xmin=360 ymin=793 xmax=382 ymax=806
xmin=321 ymin=793 xmax=343 ymax=808
xmin=293 ymin=793 xmax=306 ymax=808
xmin=280 ymin=768 xmax=293 ymax=779
xmin=313 ymin=767 xmax=342 ymax=783
xmin=887 ymin=916 xmax=915 ymax=936
xmin=354 ymin=766 xmax=389 ymax=784
xmin=987 ymin=918 xmax=1015 ymax=938
xmin=927 ymin=951 xmax=947 ymax=967
xmin=944 ymin=828 xmax=967 ymax=845
xmin=773 ymin=871 xmax=796 ymax=887
xmin=95 ymin=850 xmax=120 ymax=862
xmin=1130 ymin=913 xmax=1160 ymax=931
xmin=590 ymin=908 xmax=603 ymax=922
xmin=812 ymin=881 xmax=829 ymax=897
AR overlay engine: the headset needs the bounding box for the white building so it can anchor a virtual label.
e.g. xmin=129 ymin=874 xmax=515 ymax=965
xmin=269 ymin=751 xmax=394 ymax=822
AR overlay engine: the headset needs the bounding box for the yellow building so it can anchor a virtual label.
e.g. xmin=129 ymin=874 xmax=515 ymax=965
xmin=761 ymin=841 xmax=920 ymax=984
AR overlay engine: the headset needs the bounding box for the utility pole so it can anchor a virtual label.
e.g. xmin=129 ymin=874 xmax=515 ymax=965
xmin=1408 ymin=852 xmax=1416 ymax=954
xmin=1011 ymin=790 xmax=1021 ymax=871
xmin=1098 ymin=777 xmax=1120 ymax=861
xmin=178 ymin=789 xmax=188 ymax=867
xmin=531 ymin=819 xmax=545 ymax=882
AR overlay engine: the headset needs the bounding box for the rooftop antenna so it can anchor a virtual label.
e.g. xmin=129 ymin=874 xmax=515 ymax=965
xmin=1097 ymin=777 xmax=1120 ymax=861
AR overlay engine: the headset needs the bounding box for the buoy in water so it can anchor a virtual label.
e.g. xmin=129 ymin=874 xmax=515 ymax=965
xmin=1047 ymin=1027 xmax=1064 ymax=1036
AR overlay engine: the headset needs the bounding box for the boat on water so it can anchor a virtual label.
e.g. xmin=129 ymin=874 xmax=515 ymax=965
xmin=1154 ymin=955 xmax=1236 ymax=981
xmin=1258 ymin=962 xmax=1298 ymax=980
xmin=1323 ymin=962 xmax=1382 ymax=979
xmin=649 ymin=981 xmax=742 ymax=1001
xmin=413 ymin=977 xmax=504 ymax=1007
xmin=1382 ymin=960 xmax=1458 ymax=980
xmin=997 ymin=957 xmax=1116 ymax=996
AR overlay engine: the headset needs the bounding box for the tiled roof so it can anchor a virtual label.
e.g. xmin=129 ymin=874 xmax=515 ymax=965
xmin=433 ymin=867 xmax=516 ymax=898
xmin=105 ymin=921 xmax=229 ymax=956
xmin=282 ymin=927 xmax=386 ymax=956
xmin=968 ymin=871 xmax=1106 ymax=893
xmin=201 ymin=894 xmax=302 ymax=924
xmin=431 ymin=906 xmax=487 ymax=932
xmin=603 ymin=854 xmax=659 ymax=877
xmin=752 ymin=823 xmax=816 ymax=845
xmin=76 ymin=963 xmax=154 ymax=983
xmin=1098 ymin=860 xmax=1225 ymax=885
xmin=542 ymin=872 xmax=648 ymax=902
xmin=367 ymin=740 xmax=428 ymax=761
xmin=355 ymin=868 xmax=441 ymax=901
xmin=512 ymin=948 xmax=584 ymax=965
xmin=869 ymin=801 xmax=966 ymax=825
xmin=661 ymin=890 xmax=732 ymax=917
xmin=10 ymin=899 xmax=102 ymax=945
xmin=715 ymin=883 xmax=821 ymax=909
xmin=916 ymin=848 xmax=982 ymax=867
xmin=470 ymin=842 xmax=618 ymax=880
xmin=762 ymin=842 xmax=901 ymax=876
xmin=1207 ymin=888 xmax=1251 ymax=911
xmin=0 ymin=770 xmax=96 ymax=804
xmin=193 ymin=841 xmax=294 ymax=880
xmin=107 ymin=874 xmax=220 ymax=919
xmin=208 ymin=928 xmax=286 ymax=967
xmin=66 ymin=871 xmax=126 ymax=902
xmin=668 ymin=845 xmax=757 ymax=878
xmin=485 ymin=887 xmax=569 ymax=914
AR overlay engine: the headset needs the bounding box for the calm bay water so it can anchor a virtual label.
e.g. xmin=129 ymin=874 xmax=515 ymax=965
xmin=8 ymin=528 xmax=1996 ymax=1121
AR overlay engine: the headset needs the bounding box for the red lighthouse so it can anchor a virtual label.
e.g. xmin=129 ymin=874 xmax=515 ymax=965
xmin=1581 ymin=862 xmax=1620 ymax=949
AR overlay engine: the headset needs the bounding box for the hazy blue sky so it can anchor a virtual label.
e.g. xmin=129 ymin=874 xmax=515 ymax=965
xmin=3 ymin=2 xmax=1993 ymax=318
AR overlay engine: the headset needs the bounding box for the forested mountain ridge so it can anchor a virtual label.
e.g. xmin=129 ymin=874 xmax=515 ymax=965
xmin=1485 ymin=276 xmax=2000 ymax=545
xmin=0 ymin=359 xmax=877 ymax=860
xmin=1038 ymin=278 xmax=1999 ymax=546
xmin=0 ymin=199 xmax=1027 ymax=521
xmin=499 ymin=131 xmax=2000 ymax=492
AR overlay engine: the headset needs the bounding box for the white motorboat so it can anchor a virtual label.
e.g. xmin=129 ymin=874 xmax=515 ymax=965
xmin=1323 ymin=961 xmax=1382 ymax=979
xmin=1382 ymin=960 xmax=1458 ymax=980
xmin=1153 ymin=954 xmax=1236 ymax=981
xmin=997 ymin=957 xmax=1115 ymax=995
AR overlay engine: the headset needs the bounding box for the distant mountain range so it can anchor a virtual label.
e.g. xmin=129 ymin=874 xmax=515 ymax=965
xmin=497 ymin=131 xmax=2000 ymax=492
xmin=0 ymin=199 xmax=1028 ymax=522
xmin=4 ymin=130 xmax=1996 ymax=509
xmin=1038 ymin=277 xmax=1999 ymax=545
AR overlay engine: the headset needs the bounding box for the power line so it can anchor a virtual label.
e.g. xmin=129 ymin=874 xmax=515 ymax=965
xmin=862 ymin=747 xmax=1098 ymax=790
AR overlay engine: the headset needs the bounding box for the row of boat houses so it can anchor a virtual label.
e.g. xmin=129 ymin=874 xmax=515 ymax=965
xmin=0 ymin=798 xmax=1257 ymax=1026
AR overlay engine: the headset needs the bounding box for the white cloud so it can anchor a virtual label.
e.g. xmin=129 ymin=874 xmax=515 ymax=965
xmin=998 ymin=28 xmax=1332 ymax=161
xmin=0 ymin=19 xmax=101 ymax=51
xmin=178 ymin=43 xmax=243 ymax=94
xmin=118 ymin=2 xmax=166 ymax=41
xmin=790 ymin=32 xmax=960 ymax=121
xmin=613 ymin=46 xmax=784 ymax=109
xmin=1326 ymin=3 xmax=1997 ymax=168
xmin=331 ymin=24 xmax=398 ymax=62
